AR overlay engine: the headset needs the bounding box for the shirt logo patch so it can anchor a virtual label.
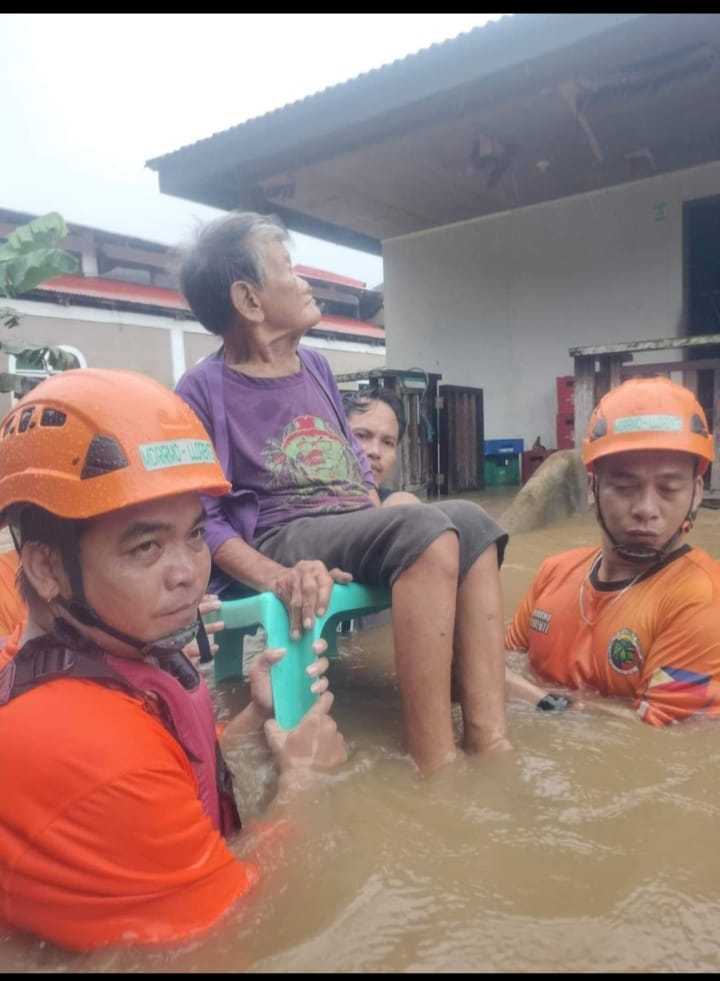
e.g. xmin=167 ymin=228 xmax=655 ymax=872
xmin=529 ymin=608 xmax=551 ymax=634
xmin=607 ymin=628 xmax=643 ymax=674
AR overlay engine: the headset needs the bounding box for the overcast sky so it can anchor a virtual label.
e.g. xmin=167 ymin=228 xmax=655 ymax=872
xmin=1 ymin=13 xmax=506 ymax=286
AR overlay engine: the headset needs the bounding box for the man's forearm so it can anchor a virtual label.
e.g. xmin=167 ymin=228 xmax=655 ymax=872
xmin=213 ymin=536 xmax=289 ymax=593
xmin=505 ymin=666 xmax=549 ymax=705
xmin=220 ymin=701 xmax=269 ymax=747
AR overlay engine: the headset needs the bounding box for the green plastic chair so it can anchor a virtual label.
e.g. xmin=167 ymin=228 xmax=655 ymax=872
xmin=205 ymin=582 xmax=392 ymax=729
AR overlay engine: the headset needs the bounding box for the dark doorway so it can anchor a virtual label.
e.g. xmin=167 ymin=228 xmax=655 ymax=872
xmin=438 ymin=385 xmax=485 ymax=496
xmin=685 ymin=195 xmax=720 ymax=343
xmin=684 ymin=196 xmax=720 ymax=486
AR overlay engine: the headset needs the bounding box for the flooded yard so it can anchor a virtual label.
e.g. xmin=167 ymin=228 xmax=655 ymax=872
xmin=3 ymin=496 xmax=720 ymax=973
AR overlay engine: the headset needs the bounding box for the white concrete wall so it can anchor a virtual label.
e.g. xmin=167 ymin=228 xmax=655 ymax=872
xmin=383 ymin=160 xmax=720 ymax=449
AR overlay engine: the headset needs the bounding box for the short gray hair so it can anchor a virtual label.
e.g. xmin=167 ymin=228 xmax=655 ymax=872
xmin=178 ymin=211 xmax=289 ymax=335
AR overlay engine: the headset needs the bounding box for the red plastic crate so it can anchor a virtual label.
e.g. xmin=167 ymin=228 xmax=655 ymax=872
xmin=556 ymin=375 xmax=575 ymax=413
xmin=556 ymin=413 xmax=575 ymax=450
xmin=521 ymin=448 xmax=554 ymax=484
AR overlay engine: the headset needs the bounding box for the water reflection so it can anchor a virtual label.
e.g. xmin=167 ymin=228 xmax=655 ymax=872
xmin=4 ymin=501 xmax=720 ymax=973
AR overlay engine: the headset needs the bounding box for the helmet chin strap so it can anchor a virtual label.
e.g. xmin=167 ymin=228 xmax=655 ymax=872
xmin=593 ymin=473 xmax=697 ymax=566
xmin=52 ymin=595 xmax=200 ymax=658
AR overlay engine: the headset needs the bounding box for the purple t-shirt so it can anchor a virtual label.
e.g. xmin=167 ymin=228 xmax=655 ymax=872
xmin=175 ymin=345 xmax=376 ymax=561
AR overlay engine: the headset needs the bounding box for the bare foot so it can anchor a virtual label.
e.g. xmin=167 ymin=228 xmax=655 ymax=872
xmin=412 ymin=746 xmax=459 ymax=778
xmin=480 ymin=735 xmax=514 ymax=757
xmin=462 ymin=723 xmax=513 ymax=756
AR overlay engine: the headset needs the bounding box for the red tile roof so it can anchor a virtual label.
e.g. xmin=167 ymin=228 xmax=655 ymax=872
xmin=39 ymin=275 xmax=188 ymax=310
xmin=36 ymin=276 xmax=384 ymax=341
xmin=294 ymin=264 xmax=367 ymax=290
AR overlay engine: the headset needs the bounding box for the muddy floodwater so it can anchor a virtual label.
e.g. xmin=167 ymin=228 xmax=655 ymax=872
xmin=3 ymin=492 xmax=720 ymax=973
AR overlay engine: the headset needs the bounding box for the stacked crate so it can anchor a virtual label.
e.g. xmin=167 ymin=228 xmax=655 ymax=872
xmin=483 ymin=438 xmax=524 ymax=486
xmin=521 ymin=446 xmax=553 ymax=484
xmin=555 ymin=376 xmax=575 ymax=449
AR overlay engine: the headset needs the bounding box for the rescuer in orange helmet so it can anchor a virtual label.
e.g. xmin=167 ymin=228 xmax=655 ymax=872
xmin=505 ymin=376 xmax=720 ymax=725
xmin=0 ymin=368 xmax=346 ymax=952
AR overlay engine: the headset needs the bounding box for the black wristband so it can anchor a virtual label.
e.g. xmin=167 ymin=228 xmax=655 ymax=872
xmin=536 ymin=693 xmax=572 ymax=712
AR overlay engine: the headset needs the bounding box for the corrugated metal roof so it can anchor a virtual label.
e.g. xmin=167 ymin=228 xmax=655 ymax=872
xmin=145 ymin=14 xmax=654 ymax=250
xmin=147 ymin=16 xmax=514 ymax=168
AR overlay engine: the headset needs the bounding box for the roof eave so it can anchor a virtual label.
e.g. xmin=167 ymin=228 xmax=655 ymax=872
xmin=146 ymin=14 xmax=644 ymax=194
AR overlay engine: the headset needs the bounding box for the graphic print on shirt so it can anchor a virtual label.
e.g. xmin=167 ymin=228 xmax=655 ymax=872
xmin=262 ymin=415 xmax=368 ymax=512
xmin=647 ymin=665 xmax=711 ymax=697
xmin=607 ymin=627 xmax=643 ymax=675
xmin=638 ymin=664 xmax=720 ymax=724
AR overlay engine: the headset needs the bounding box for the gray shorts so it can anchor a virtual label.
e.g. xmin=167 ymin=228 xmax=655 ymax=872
xmin=252 ymin=499 xmax=508 ymax=587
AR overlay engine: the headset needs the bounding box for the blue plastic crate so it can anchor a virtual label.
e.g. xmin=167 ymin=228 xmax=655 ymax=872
xmin=484 ymin=438 xmax=524 ymax=456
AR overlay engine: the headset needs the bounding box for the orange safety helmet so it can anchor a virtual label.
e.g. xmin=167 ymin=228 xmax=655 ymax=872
xmin=0 ymin=368 xmax=230 ymax=522
xmin=582 ymin=376 xmax=715 ymax=476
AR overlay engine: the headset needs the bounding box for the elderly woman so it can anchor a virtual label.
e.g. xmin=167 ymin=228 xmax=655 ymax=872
xmin=175 ymin=211 xmax=512 ymax=776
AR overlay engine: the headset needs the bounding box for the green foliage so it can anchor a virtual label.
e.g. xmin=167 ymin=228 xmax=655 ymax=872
xmin=0 ymin=212 xmax=81 ymax=395
xmin=0 ymin=212 xmax=79 ymax=304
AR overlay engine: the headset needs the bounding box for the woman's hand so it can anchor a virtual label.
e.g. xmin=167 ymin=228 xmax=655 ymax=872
xmin=269 ymin=561 xmax=352 ymax=640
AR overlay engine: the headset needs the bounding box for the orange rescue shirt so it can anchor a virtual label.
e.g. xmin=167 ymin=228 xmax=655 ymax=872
xmin=505 ymin=545 xmax=720 ymax=725
xmin=0 ymin=651 xmax=259 ymax=951
xmin=0 ymin=550 xmax=26 ymax=640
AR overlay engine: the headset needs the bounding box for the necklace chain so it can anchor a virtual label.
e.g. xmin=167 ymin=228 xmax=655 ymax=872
xmin=578 ymin=552 xmax=647 ymax=628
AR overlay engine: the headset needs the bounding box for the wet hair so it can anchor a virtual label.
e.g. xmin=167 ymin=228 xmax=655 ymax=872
xmin=8 ymin=504 xmax=88 ymax=604
xmin=342 ymin=387 xmax=406 ymax=441
xmin=178 ymin=211 xmax=289 ymax=335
